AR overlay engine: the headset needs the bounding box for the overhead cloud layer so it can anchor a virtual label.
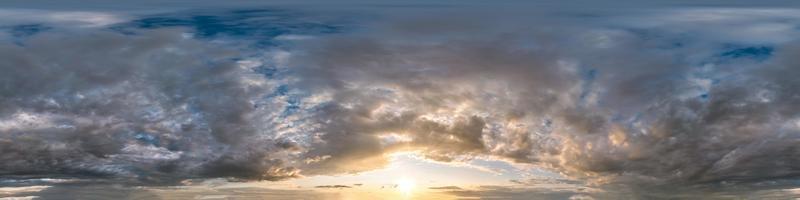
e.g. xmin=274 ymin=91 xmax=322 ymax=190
xmin=0 ymin=28 xmax=304 ymax=182
xmin=2 ymin=2 xmax=800 ymax=198
xmin=286 ymin=7 xmax=800 ymax=189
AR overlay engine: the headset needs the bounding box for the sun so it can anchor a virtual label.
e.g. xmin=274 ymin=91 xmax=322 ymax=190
xmin=396 ymin=178 xmax=416 ymax=195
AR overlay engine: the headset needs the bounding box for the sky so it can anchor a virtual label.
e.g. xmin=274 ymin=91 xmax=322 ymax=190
xmin=2 ymin=1 xmax=800 ymax=199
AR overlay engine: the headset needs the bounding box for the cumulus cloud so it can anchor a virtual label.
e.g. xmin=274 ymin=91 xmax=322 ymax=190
xmin=0 ymin=28 xmax=301 ymax=183
xmin=281 ymin=6 xmax=800 ymax=193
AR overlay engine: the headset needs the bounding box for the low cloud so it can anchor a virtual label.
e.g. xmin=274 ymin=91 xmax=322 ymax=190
xmin=440 ymin=185 xmax=595 ymax=200
xmin=2 ymin=184 xmax=334 ymax=200
xmin=428 ymin=186 xmax=462 ymax=190
xmin=314 ymin=185 xmax=351 ymax=189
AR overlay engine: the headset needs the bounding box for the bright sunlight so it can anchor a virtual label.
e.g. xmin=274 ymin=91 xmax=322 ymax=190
xmin=396 ymin=178 xmax=416 ymax=195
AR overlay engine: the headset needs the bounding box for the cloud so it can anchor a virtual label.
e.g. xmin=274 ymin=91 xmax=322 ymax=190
xmin=510 ymin=177 xmax=583 ymax=186
xmin=0 ymin=28 xmax=300 ymax=183
xmin=314 ymin=185 xmax=351 ymax=189
xmin=280 ymin=6 xmax=800 ymax=195
xmin=428 ymin=186 xmax=461 ymax=190
xmin=0 ymin=9 xmax=126 ymax=28
xmin=0 ymin=185 xmax=50 ymax=198
xmin=440 ymin=185 xmax=595 ymax=200
xmin=4 ymin=3 xmax=800 ymax=198
xmin=2 ymin=184 xmax=334 ymax=200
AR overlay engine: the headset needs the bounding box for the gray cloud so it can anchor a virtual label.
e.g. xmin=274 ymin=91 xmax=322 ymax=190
xmin=3 ymin=3 xmax=800 ymax=198
xmin=281 ymin=6 xmax=800 ymax=195
xmin=314 ymin=185 xmax=351 ymax=189
xmin=1 ymin=184 xmax=335 ymax=200
xmin=441 ymin=185 xmax=595 ymax=200
xmin=428 ymin=186 xmax=462 ymax=190
xmin=0 ymin=28 xmax=300 ymax=183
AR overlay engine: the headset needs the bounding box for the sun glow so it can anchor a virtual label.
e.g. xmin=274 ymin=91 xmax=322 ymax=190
xmin=396 ymin=178 xmax=416 ymax=195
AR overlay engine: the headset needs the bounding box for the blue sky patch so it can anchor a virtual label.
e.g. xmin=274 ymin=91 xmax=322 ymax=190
xmin=115 ymin=9 xmax=349 ymax=47
xmin=719 ymin=46 xmax=773 ymax=61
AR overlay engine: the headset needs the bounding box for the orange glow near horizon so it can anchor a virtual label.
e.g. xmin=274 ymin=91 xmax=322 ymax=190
xmin=92 ymin=152 xmax=578 ymax=200
xmin=235 ymin=152 xmax=561 ymax=200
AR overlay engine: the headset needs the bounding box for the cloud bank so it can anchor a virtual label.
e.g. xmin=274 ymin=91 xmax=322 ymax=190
xmin=286 ymin=7 xmax=800 ymax=190
xmin=2 ymin=3 xmax=800 ymax=198
xmin=0 ymin=28 xmax=303 ymax=183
